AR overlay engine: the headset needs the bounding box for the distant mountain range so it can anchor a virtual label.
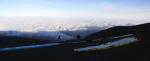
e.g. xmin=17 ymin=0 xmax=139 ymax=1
xmin=0 ymin=26 xmax=104 ymax=41
xmin=0 ymin=26 xmax=104 ymax=47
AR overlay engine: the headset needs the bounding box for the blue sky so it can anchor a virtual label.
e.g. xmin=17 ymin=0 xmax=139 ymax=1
xmin=0 ymin=0 xmax=150 ymax=19
xmin=0 ymin=0 xmax=150 ymax=31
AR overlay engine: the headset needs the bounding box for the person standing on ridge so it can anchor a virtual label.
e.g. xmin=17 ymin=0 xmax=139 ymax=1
xmin=58 ymin=35 xmax=61 ymax=40
xmin=76 ymin=34 xmax=81 ymax=40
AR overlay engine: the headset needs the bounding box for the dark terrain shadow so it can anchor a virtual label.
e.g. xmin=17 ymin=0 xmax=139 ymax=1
xmin=1 ymin=23 xmax=150 ymax=61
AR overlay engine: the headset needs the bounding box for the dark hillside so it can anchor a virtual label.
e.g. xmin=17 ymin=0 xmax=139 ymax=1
xmin=1 ymin=23 xmax=150 ymax=61
xmin=0 ymin=39 xmax=150 ymax=61
xmin=0 ymin=35 xmax=46 ymax=48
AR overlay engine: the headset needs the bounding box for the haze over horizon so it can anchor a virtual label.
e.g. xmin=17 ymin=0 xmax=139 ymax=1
xmin=0 ymin=0 xmax=150 ymax=31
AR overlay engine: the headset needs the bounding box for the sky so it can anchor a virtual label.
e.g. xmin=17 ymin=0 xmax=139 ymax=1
xmin=0 ymin=0 xmax=150 ymax=31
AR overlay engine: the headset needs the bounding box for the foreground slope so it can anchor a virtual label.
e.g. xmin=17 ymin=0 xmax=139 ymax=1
xmin=0 ymin=38 xmax=149 ymax=61
xmin=1 ymin=23 xmax=150 ymax=61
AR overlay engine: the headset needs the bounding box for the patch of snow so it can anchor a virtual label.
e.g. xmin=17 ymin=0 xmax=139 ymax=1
xmin=74 ymin=37 xmax=138 ymax=52
xmin=0 ymin=43 xmax=61 ymax=52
